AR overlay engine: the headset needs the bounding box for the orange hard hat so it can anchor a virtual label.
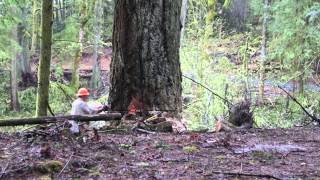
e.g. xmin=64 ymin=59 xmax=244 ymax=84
xmin=77 ymin=88 xmax=90 ymax=97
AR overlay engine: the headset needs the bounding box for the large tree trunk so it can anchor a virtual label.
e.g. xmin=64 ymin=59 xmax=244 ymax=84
xmin=109 ymin=0 xmax=183 ymax=113
xmin=36 ymin=0 xmax=53 ymax=117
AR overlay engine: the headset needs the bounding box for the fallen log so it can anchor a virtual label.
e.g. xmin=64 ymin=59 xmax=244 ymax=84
xmin=0 ymin=113 xmax=122 ymax=127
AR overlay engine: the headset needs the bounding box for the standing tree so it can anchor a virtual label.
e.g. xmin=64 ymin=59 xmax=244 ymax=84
xmin=71 ymin=0 xmax=88 ymax=89
xmin=90 ymin=0 xmax=103 ymax=91
xmin=109 ymin=0 xmax=183 ymax=113
xmin=36 ymin=0 xmax=53 ymax=117
xmin=258 ymin=0 xmax=269 ymax=102
xmin=31 ymin=0 xmax=40 ymax=56
xmin=11 ymin=26 xmax=20 ymax=112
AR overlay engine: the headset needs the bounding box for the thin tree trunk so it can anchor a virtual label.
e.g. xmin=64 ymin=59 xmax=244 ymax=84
xmin=36 ymin=0 xmax=53 ymax=117
xmin=180 ymin=0 xmax=188 ymax=42
xmin=11 ymin=43 xmax=20 ymax=112
xmin=31 ymin=0 xmax=39 ymax=56
xmin=298 ymin=62 xmax=304 ymax=95
xmin=109 ymin=0 xmax=183 ymax=113
xmin=19 ymin=6 xmax=32 ymax=87
xmin=90 ymin=0 xmax=102 ymax=91
xmin=71 ymin=0 xmax=87 ymax=89
xmin=205 ymin=0 xmax=217 ymax=39
xmin=59 ymin=0 xmax=65 ymax=23
xmin=243 ymin=37 xmax=249 ymax=90
xmin=258 ymin=0 xmax=269 ymax=102
xmin=54 ymin=0 xmax=60 ymax=27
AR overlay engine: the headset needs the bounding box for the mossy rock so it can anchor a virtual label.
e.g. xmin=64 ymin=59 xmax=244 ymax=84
xmin=35 ymin=160 xmax=64 ymax=174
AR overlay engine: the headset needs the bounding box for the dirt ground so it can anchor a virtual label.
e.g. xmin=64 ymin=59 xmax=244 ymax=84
xmin=1 ymin=127 xmax=320 ymax=179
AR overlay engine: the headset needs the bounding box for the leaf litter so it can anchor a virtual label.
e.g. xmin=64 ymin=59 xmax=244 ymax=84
xmin=0 ymin=126 xmax=320 ymax=179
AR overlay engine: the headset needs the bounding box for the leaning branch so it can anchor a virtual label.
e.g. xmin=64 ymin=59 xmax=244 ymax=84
xmin=0 ymin=113 xmax=122 ymax=127
xmin=182 ymin=74 xmax=233 ymax=106
xmin=278 ymin=85 xmax=320 ymax=124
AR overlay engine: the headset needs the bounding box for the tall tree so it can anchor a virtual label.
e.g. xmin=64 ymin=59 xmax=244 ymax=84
xmin=11 ymin=26 xmax=20 ymax=112
xmin=71 ymin=0 xmax=88 ymax=89
xmin=36 ymin=0 xmax=53 ymax=117
xmin=109 ymin=0 xmax=183 ymax=113
xmin=180 ymin=0 xmax=188 ymax=41
xmin=31 ymin=0 xmax=40 ymax=56
xmin=18 ymin=5 xmax=33 ymax=87
xmin=258 ymin=0 xmax=269 ymax=102
xmin=90 ymin=0 xmax=102 ymax=91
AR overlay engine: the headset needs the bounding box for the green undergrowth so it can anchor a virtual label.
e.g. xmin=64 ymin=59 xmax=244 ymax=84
xmin=180 ymin=33 xmax=320 ymax=131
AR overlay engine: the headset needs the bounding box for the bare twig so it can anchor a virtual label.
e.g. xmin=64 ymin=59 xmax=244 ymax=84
xmin=182 ymin=74 xmax=233 ymax=106
xmin=278 ymin=85 xmax=320 ymax=125
xmin=0 ymin=163 xmax=9 ymax=179
xmin=58 ymin=154 xmax=74 ymax=177
xmin=56 ymin=83 xmax=73 ymax=106
xmin=136 ymin=128 xmax=156 ymax=134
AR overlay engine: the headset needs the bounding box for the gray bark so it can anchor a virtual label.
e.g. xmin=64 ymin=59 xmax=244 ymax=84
xmin=90 ymin=0 xmax=102 ymax=91
xmin=36 ymin=0 xmax=53 ymax=117
xmin=109 ymin=0 xmax=183 ymax=113
xmin=11 ymin=47 xmax=20 ymax=112
xmin=18 ymin=6 xmax=33 ymax=86
xmin=258 ymin=0 xmax=269 ymax=102
xmin=180 ymin=0 xmax=188 ymax=41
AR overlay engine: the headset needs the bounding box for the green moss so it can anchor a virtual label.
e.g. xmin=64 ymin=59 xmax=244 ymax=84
xmin=183 ymin=145 xmax=199 ymax=154
xmin=39 ymin=175 xmax=52 ymax=180
xmin=35 ymin=160 xmax=64 ymax=174
xmin=250 ymin=151 xmax=274 ymax=162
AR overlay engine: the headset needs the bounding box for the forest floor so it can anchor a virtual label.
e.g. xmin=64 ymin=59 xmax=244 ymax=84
xmin=1 ymin=126 xmax=320 ymax=179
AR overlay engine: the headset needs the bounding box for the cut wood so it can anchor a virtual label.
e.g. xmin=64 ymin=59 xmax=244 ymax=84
xmin=0 ymin=113 xmax=122 ymax=127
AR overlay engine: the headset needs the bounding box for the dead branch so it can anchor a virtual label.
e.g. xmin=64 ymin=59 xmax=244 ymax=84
xmin=0 ymin=113 xmax=122 ymax=127
xmin=210 ymin=170 xmax=282 ymax=180
xmin=58 ymin=154 xmax=73 ymax=177
xmin=278 ymin=85 xmax=320 ymax=125
xmin=182 ymin=74 xmax=233 ymax=106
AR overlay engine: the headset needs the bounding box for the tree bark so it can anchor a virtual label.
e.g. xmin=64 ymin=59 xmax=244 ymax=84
xmin=90 ymin=0 xmax=102 ymax=91
xmin=205 ymin=0 xmax=217 ymax=39
xmin=54 ymin=0 xmax=60 ymax=27
xmin=31 ymin=0 xmax=39 ymax=56
xmin=59 ymin=0 xmax=65 ymax=23
xmin=19 ymin=6 xmax=33 ymax=87
xmin=36 ymin=0 xmax=53 ymax=117
xmin=109 ymin=0 xmax=183 ymax=113
xmin=258 ymin=0 xmax=269 ymax=102
xmin=71 ymin=0 xmax=87 ymax=89
xmin=180 ymin=0 xmax=188 ymax=41
xmin=11 ymin=44 xmax=20 ymax=112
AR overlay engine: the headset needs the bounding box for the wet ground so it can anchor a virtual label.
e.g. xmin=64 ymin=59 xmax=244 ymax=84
xmin=1 ymin=127 xmax=320 ymax=179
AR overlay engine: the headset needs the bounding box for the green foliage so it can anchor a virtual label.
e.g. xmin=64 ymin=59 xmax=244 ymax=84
xmin=0 ymin=71 xmax=11 ymax=114
xmin=269 ymin=0 xmax=318 ymax=73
